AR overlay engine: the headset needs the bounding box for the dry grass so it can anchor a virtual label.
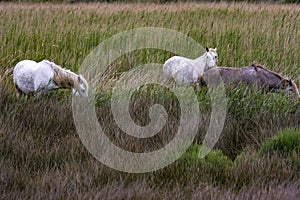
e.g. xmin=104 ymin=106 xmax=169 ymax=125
xmin=1 ymin=2 xmax=299 ymax=13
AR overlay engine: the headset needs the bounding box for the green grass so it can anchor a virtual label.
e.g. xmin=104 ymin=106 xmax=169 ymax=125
xmin=0 ymin=2 xmax=300 ymax=199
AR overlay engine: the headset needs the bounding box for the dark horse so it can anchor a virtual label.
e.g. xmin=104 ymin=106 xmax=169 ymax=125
xmin=198 ymin=64 xmax=299 ymax=98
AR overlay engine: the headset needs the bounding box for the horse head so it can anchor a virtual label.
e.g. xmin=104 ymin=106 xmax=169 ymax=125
xmin=205 ymin=47 xmax=218 ymax=69
xmin=73 ymin=75 xmax=88 ymax=97
xmin=280 ymin=79 xmax=300 ymax=99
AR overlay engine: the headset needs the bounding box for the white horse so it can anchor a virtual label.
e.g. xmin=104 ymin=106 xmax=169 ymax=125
xmin=13 ymin=60 xmax=88 ymax=98
xmin=163 ymin=47 xmax=218 ymax=85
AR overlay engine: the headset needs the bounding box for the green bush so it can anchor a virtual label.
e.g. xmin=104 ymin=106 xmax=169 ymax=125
xmin=259 ymin=129 xmax=300 ymax=157
xmin=178 ymin=144 xmax=232 ymax=184
xmin=180 ymin=144 xmax=231 ymax=166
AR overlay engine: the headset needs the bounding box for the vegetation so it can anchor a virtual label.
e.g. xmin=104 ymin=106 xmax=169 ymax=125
xmin=0 ymin=2 xmax=299 ymax=199
xmin=259 ymin=129 xmax=300 ymax=156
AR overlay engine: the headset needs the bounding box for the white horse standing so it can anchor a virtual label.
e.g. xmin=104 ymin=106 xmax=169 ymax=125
xmin=13 ymin=60 xmax=88 ymax=98
xmin=163 ymin=47 xmax=218 ymax=85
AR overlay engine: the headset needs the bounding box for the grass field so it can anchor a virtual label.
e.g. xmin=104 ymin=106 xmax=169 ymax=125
xmin=0 ymin=2 xmax=300 ymax=199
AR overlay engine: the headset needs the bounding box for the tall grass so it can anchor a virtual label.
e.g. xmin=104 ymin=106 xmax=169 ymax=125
xmin=0 ymin=2 xmax=299 ymax=199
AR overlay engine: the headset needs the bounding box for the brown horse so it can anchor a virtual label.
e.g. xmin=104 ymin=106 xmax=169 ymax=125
xmin=198 ymin=64 xmax=299 ymax=98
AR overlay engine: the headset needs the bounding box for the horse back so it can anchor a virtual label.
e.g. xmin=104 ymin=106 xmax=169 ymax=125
xmin=14 ymin=60 xmax=38 ymax=74
xmin=13 ymin=60 xmax=38 ymax=84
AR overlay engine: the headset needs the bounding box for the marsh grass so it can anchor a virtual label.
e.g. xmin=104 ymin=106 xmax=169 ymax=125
xmin=0 ymin=2 xmax=300 ymax=199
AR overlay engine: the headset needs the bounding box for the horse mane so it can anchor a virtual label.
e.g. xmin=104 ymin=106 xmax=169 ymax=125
xmin=43 ymin=60 xmax=78 ymax=89
xmin=251 ymin=64 xmax=290 ymax=81
xmin=251 ymin=64 xmax=299 ymax=97
xmin=290 ymin=80 xmax=300 ymax=97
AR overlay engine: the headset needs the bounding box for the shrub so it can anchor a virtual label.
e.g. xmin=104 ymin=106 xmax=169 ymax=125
xmin=259 ymin=129 xmax=300 ymax=157
xmin=177 ymin=144 xmax=232 ymax=185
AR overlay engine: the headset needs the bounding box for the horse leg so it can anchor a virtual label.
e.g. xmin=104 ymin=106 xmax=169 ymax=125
xmin=163 ymin=73 xmax=171 ymax=84
xmin=14 ymin=84 xmax=23 ymax=99
xmin=16 ymin=91 xmax=21 ymax=99
xmin=14 ymin=84 xmax=32 ymax=102
xmin=34 ymin=89 xmax=46 ymax=99
xmin=36 ymin=85 xmax=52 ymax=99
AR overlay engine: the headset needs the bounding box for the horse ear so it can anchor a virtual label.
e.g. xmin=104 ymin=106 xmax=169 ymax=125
xmin=214 ymin=48 xmax=217 ymax=52
xmin=78 ymin=75 xmax=82 ymax=83
xmin=206 ymin=47 xmax=209 ymax=52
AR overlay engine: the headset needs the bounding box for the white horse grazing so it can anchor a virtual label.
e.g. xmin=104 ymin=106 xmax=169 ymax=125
xmin=13 ymin=60 xmax=88 ymax=98
xmin=163 ymin=47 xmax=218 ymax=85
